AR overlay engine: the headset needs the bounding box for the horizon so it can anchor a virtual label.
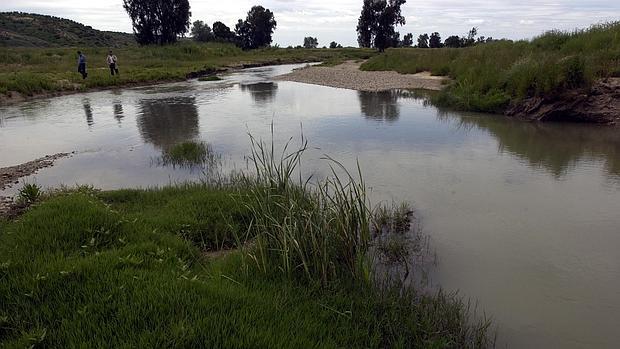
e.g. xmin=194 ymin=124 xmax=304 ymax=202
xmin=0 ymin=1 xmax=619 ymax=46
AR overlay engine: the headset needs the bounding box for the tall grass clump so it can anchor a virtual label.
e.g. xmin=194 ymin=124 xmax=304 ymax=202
xmin=237 ymin=132 xmax=372 ymax=285
xmin=159 ymin=141 xmax=220 ymax=169
xmin=362 ymin=22 xmax=620 ymax=113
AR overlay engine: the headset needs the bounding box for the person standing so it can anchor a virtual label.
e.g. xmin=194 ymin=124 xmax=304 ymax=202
xmin=107 ymin=51 xmax=119 ymax=76
xmin=77 ymin=51 xmax=87 ymax=79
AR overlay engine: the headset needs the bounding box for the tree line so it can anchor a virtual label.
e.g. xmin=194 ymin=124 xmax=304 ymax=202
xmin=122 ymin=0 xmax=498 ymax=51
xmin=122 ymin=0 xmax=276 ymax=49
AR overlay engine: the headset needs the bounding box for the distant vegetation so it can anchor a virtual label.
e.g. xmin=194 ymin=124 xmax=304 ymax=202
xmin=303 ymin=36 xmax=319 ymax=49
xmin=357 ymin=0 xmax=407 ymax=51
xmin=362 ymin=22 xmax=620 ymax=112
xmin=191 ymin=6 xmax=277 ymax=50
xmin=123 ymin=0 xmax=191 ymax=45
xmin=0 ymin=42 xmax=375 ymax=97
xmin=0 ymin=12 xmax=134 ymax=47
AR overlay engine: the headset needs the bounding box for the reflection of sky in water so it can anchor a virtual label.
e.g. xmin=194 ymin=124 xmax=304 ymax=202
xmin=1 ymin=63 xmax=620 ymax=348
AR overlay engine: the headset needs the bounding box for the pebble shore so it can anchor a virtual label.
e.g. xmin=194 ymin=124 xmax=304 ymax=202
xmin=274 ymin=61 xmax=449 ymax=92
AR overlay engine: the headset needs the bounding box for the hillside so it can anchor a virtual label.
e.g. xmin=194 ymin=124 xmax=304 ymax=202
xmin=0 ymin=12 xmax=135 ymax=47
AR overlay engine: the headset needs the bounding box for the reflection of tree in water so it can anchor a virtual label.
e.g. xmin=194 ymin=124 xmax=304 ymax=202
xmin=83 ymin=99 xmax=94 ymax=127
xmin=239 ymin=82 xmax=278 ymax=104
xmin=113 ymin=102 xmax=124 ymax=123
xmin=441 ymin=112 xmax=620 ymax=179
xmin=137 ymin=97 xmax=200 ymax=149
xmin=358 ymin=90 xmax=406 ymax=122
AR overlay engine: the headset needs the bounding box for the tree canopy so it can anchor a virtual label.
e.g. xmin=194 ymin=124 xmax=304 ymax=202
xmin=303 ymin=37 xmax=318 ymax=49
xmin=190 ymin=20 xmax=212 ymax=42
xmin=417 ymin=33 xmax=429 ymax=48
xmin=235 ymin=6 xmax=277 ymax=50
xmin=356 ymin=0 xmax=407 ymax=51
xmin=429 ymin=32 xmax=442 ymax=48
xmin=329 ymin=41 xmax=343 ymax=49
xmin=212 ymin=21 xmax=235 ymax=42
xmin=122 ymin=0 xmax=191 ymax=45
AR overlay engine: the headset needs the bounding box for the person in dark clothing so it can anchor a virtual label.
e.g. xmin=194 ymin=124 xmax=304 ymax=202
xmin=77 ymin=51 xmax=87 ymax=79
xmin=107 ymin=50 xmax=119 ymax=76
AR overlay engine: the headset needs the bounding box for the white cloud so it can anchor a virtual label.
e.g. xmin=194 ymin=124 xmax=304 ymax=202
xmin=1 ymin=0 xmax=618 ymax=46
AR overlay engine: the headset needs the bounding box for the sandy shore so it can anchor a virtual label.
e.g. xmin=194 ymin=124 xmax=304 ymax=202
xmin=274 ymin=61 xmax=449 ymax=92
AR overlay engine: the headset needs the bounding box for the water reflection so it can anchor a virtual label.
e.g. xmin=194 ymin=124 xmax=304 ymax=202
xmin=443 ymin=113 xmax=620 ymax=179
xmin=358 ymin=90 xmax=400 ymax=121
xmin=83 ymin=99 xmax=94 ymax=127
xmin=239 ymin=82 xmax=278 ymax=104
xmin=136 ymin=97 xmax=199 ymax=149
xmin=113 ymin=102 xmax=124 ymax=123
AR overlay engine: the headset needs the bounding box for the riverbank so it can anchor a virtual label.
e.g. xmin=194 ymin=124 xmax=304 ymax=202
xmin=361 ymin=22 xmax=620 ymax=123
xmin=275 ymin=60 xmax=449 ymax=91
xmin=0 ymin=141 xmax=493 ymax=347
xmin=0 ymin=43 xmax=375 ymax=106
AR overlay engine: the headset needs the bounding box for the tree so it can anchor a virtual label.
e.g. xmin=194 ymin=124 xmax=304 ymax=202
xmin=303 ymin=37 xmax=318 ymax=49
xmin=417 ymin=33 xmax=429 ymax=48
xmin=356 ymin=0 xmax=406 ymax=51
xmin=122 ymin=0 xmax=191 ymax=45
xmin=429 ymin=32 xmax=442 ymax=48
xmin=463 ymin=27 xmax=478 ymax=46
xmin=329 ymin=41 xmax=343 ymax=49
xmin=356 ymin=0 xmax=375 ymax=47
xmin=191 ymin=20 xmax=212 ymax=42
xmin=212 ymin=21 xmax=234 ymax=42
xmin=235 ymin=6 xmax=277 ymax=50
xmin=400 ymin=33 xmax=413 ymax=47
xmin=444 ymin=35 xmax=461 ymax=48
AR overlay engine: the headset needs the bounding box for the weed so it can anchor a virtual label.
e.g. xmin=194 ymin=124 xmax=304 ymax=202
xmin=17 ymin=183 xmax=41 ymax=204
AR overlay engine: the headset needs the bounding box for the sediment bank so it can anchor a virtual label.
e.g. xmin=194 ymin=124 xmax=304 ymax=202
xmin=274 ymin=61 xmax=449 ymax=92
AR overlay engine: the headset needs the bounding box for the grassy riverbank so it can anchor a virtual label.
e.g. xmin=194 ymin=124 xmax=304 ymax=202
xmin=0 ymin=140 xmax=493 ymax=347
xmin=361 ymin=22 xmax=620 ymax=113
xmin=0 ymin=42 xmax=374 ymax=98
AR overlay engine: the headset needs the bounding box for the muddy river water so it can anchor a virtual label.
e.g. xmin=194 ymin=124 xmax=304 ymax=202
xmin=1 ymin=64 xmax=620 ymax=347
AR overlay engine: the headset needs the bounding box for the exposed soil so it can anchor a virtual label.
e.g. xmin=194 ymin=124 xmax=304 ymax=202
xmin=274 ymin=61 xmax=449 ymax=92
xmin=0 ymin=152 xmax=73 ymax=217
xmin=506 ymin=78 xmax=620 ymax=124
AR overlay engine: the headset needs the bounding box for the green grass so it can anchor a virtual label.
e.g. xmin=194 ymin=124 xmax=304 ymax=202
xmin=0 ymin=134 xmax=494 ymax=348
xmin=0 ymin=42 xmax=375 ymax=97
xmin=159 ymin=141 xmax=221 ymax=169
xmin=361 ymin=22 xmax=620 ymax=113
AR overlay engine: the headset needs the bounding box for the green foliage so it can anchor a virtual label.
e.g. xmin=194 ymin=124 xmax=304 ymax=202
xmin=362 ymin=22 xmax=620 ymax=112
xmin=190 ymin=20 xmax=213 ymax=43
xmin=122 ymin=0 xmax=190 ymax=45
xmin=235 ymin=6 xmax=277 ymax=50
xmin=356 ymin=0 xmax=407 ymax=51
xmin=17 ymin=183 xmax=42 ymax=204
xmin=160 ymin=141 xmax=220 ymax=168
xmin=303 ymin=36 xmax=319 ymax=49
xmin=0 ymin=12 xmax=135 ymax=47
xmin=0 ymin=42 xmax=375 ymax=96
xmin=0 ymin=167 xmax=492 ymax=348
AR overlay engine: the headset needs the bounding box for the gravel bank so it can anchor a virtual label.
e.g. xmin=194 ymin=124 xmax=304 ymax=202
xmin=274 ymin=61 xmax=449 ymax=92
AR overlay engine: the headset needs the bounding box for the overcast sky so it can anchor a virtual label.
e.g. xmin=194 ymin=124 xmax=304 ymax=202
xmin=1 ymin=0 xmax=619 ymax=46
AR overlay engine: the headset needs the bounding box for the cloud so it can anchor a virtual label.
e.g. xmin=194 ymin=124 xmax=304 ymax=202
xmin=1 ymin=0 xmax=618 ymax=46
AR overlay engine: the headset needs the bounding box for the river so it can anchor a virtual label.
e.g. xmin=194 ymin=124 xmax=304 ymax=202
xmin=1 ymin=63 xmax=619 ymax=348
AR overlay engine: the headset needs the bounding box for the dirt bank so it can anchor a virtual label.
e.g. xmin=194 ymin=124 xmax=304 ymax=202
xmin=274 ymin=61 xmax=449 ymax=92
xmin=506 ymin=78 xmax=620 ymax=124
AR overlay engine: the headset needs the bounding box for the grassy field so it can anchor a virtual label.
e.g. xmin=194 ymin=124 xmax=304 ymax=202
xmin=0 ymin=42 xmax=375 ymax=97
xmin=0 ymin=139 xmax=493 ymax=348
xmin=361 ymin=22 xmax=620 ymax=113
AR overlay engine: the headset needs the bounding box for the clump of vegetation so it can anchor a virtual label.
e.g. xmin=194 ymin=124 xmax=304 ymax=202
xmin=159 ymin=141 xmax=220 ymax=168
xmin=362 ymin=22 xmax=620 ymax=113
xmin=197 ymin=75 xmax=222 ymax=81
xmin=17 ymin=182 xmax=42 ymax=204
